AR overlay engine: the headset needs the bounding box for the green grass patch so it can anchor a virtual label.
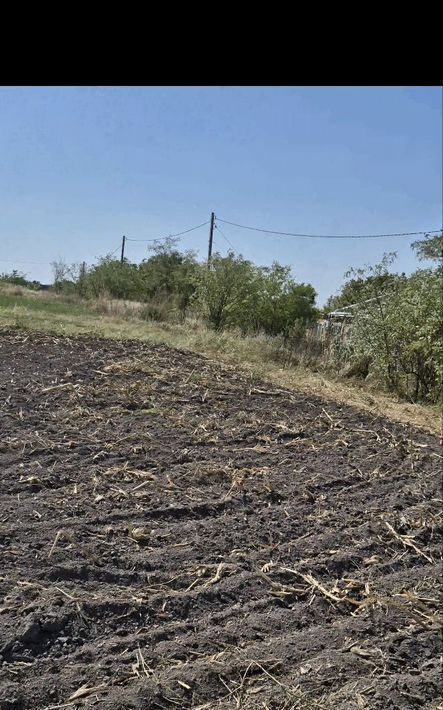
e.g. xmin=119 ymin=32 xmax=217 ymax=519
xmin=0 ymin=293 xmax=93 ymax=317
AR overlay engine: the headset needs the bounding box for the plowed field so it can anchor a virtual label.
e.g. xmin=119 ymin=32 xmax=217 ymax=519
xmin=0 ymin=330 xmax=441 ymax=709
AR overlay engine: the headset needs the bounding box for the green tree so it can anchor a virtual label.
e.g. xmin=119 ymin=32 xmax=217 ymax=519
xmin=83 ymin=256 xmax=142 ymax=300
xmin=0 ymin=270 xmax=33 ymax=288
xmin=193 ymin=253 xmax=318 ymax=336
xmin=411 ymin=232 xmax=443 ymax=262
xmin=139 ymin=238 xmax=200 ymax=317
xmin=347 ymin=254 xmax=442 ymax=402
xmin=324 ymin=271 xmax=402 ymax=313
xmin=250 ymin=264 xmax=317 ymax=337
xmin=192 ymin=252 xmax=255 ymax=331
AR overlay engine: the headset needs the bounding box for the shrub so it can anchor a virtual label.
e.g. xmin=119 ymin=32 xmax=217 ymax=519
xmin=192 ymin=252 xmax=318 ymax=336
xmin=337 ymin=251 xmax=442 ymax=402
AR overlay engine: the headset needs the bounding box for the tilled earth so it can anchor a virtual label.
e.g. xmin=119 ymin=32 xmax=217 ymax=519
xmin=0 ymin=329 xmax=441 ymax=710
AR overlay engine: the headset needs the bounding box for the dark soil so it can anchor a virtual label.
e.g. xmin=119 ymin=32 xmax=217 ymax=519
xmin=0 ymin=329 xmax=441 ymax=710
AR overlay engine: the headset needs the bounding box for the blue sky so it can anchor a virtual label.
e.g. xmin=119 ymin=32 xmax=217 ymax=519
xmin=0 ymin=86 xmax=441 ymax=306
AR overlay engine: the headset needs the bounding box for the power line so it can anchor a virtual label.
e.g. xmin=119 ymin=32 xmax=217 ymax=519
xmin=0 ymin=259 xmax=51 ymax=265
xmin=217 ymin=218 xmax=442 ymax=240
xmin=215 ymin=224 xmax=236 ymax=252
xmin=125 ymin=219 xmax=210 ymax=243
xmin=125 ymin=235 xmax=179 ymax=244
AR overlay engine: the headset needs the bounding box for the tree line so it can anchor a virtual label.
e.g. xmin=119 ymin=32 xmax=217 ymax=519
xmin=46 ymin=239 xmax=319 ymax=338
xmin=2 ymin=233 xmax=441 ymax=403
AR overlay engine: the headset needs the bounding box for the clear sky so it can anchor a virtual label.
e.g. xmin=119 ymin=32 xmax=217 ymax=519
xmin=0 ymin=86 xmax=441 ymax=306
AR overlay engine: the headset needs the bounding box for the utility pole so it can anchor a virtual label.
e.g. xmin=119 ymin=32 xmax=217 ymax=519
xmin=78 ymin=261 xmax=86 ymax=295
xmin=207 ymin=213 xmax=215 ymax=267
xmin=120 ymin=235 xmax=126 ymax=264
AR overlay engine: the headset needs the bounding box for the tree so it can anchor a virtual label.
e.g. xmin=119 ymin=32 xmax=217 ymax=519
xmin=346 ymin=254 xmax=442 ymax=402
xmin=51 ymin=260 xmax=83 ymax=292
xmin=0 ymin=270 xmax=31 ymax=287
xmin=248 ymin=264 xmax=317 ymax=337
xmin=83 ymin=256 xmax=142 ymax=300
xmin=324 ymin=271 xmax=402 ymax=313
xmin=51 ymin=259 xmax=70 ymax=288
xmin=139 ymin=238 xmax=200 ymax=316
xmin=411 ymin=232 xmax=443 ymax=262
xmin=193 ymin=253 xmax=318 ymax=336
xmin=192 ymin=252 xmax=255 ymax=331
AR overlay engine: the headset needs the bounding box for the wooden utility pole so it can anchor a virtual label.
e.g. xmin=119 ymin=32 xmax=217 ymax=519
xmin=120 ymin=235 xmax=126 ymax=264
xmin=207 ymin=213 xmax=215 ymax=267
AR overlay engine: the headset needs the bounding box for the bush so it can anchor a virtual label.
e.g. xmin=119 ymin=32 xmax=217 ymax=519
xmin=0 ymin=270 xmax=41 ymax=290
xmin=192 ymin=252 xmax=318 ymax=336
xmin=51 ymin=245 xmax=318 ymax=341
xmin=140 ymin=302 xmax=170 ymax=322
xmin=336 ymin=251 xmax=442 ymax=402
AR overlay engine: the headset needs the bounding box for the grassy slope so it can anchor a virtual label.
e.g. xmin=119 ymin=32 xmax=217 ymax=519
xmin=0 ymin=287 xmax=440 ymax=436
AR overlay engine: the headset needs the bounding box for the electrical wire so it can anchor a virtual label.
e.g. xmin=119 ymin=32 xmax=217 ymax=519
xmin=0 ymin=259 xmax=51 ymax=265
xmin=215 ymin=224 xmax=236 ymax=252
xmin=216 ymin=218 xmax=441 ymax=240
xmin=4 ymin=217 xmax=440 ymax=269
xmin=108 ymin=244 xmax=122 ymax=256
xmin=125 ymin=219 xmax=210 ymax=243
